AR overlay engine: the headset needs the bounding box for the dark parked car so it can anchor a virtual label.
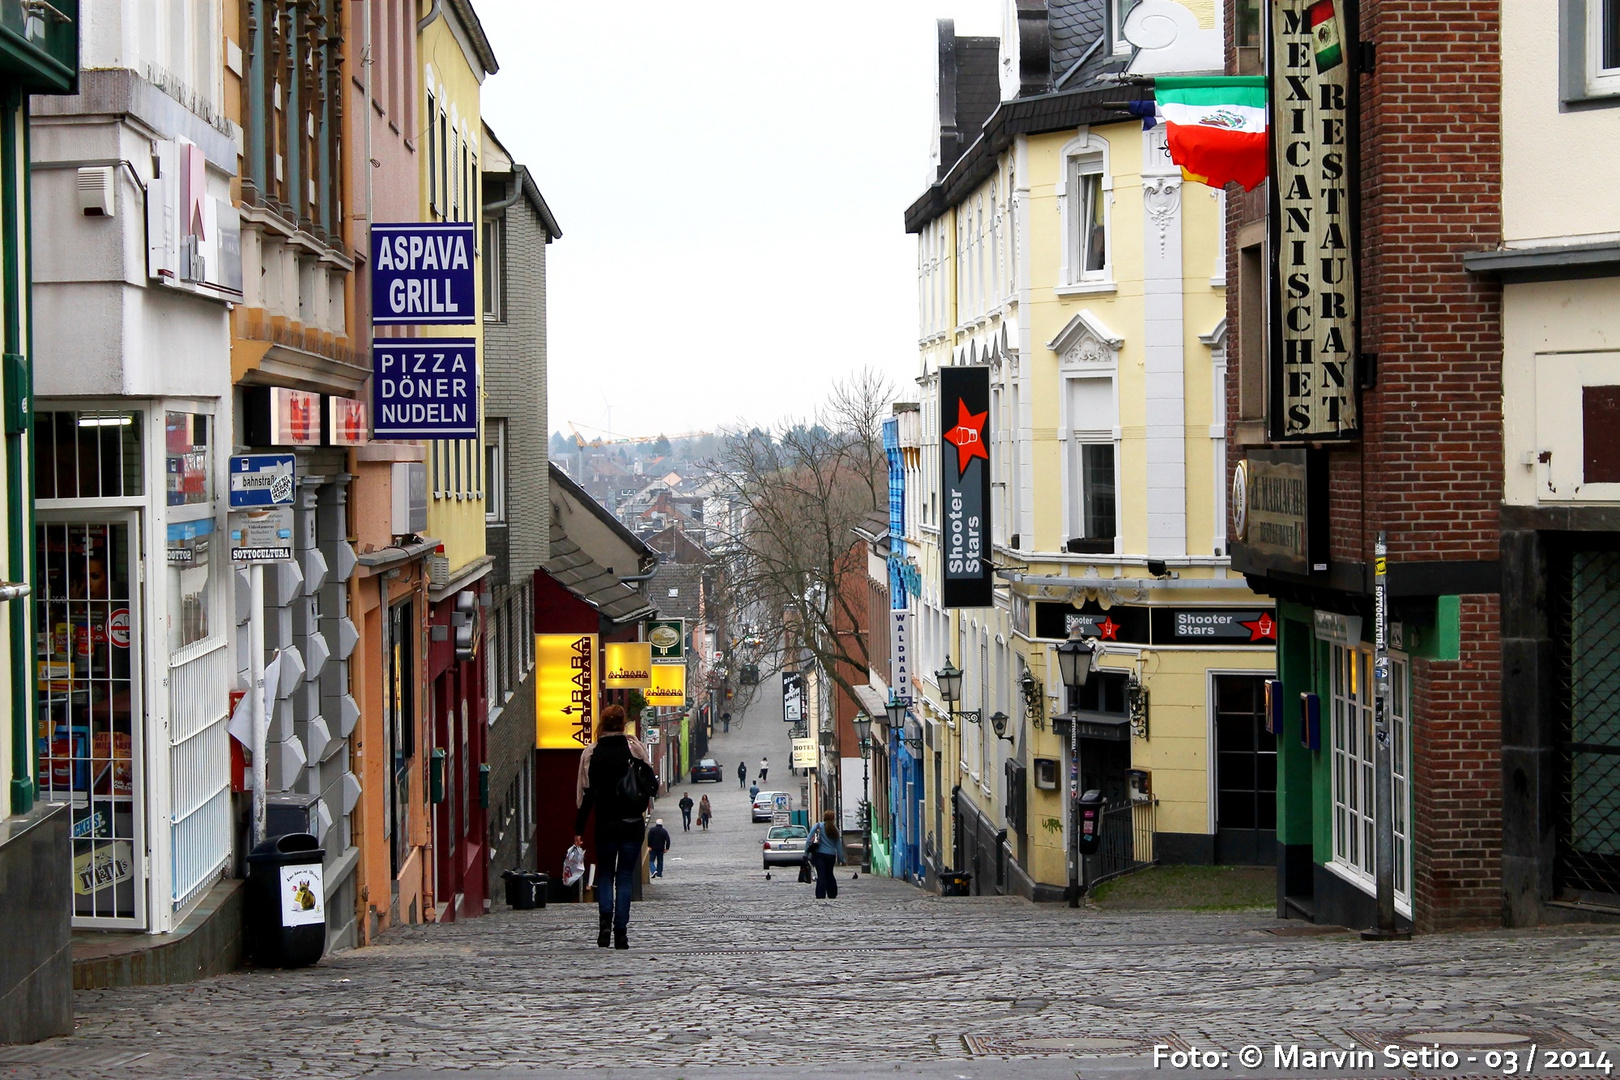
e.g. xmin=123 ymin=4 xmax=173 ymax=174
xmin=690 ymin=757 xmax=722 ymax=783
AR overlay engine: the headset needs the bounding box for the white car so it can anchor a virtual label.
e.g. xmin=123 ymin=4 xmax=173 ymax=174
xmin=762 ymin=825 xmax=808 ymax=868
xmin=751 ymin=791 xmax=785 ymax=822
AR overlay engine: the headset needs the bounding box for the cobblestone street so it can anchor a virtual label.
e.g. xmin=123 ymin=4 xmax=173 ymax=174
xmin=7 ymin=708 xmax=1620 ymax=1080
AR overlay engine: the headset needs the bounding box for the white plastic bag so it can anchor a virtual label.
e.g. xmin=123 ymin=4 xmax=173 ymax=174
xmin=562 ymin=844 xmax=586 ymax=887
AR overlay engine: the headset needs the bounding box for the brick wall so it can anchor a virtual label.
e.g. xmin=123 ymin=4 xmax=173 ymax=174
xmin=1410 ymin=594 xmax=1502 ymax=931
xmin=485 ymin=179 xmax=551 ymax=581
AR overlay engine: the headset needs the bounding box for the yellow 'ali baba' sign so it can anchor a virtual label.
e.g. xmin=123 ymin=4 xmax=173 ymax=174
xmin=536 ymin=633 xmax=597 ymax=749
xmin=644 ymin=661 xmax=686 ymax=707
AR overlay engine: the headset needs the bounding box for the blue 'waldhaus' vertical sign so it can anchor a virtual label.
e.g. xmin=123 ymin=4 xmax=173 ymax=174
xmin=371 ymin=222 xmax=476 ymax=325
xmin=372 ymin=339 xmax=478 ymax=438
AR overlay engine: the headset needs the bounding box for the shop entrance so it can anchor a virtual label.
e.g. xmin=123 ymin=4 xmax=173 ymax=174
xmin=34 ymin=514 xmax=145 ymax=927
xmin=1213 ymin=673 xmax=1276 ymax=865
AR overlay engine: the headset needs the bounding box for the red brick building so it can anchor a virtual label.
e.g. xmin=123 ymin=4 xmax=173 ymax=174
xmin=1224 ymin=0 xmax=1503 ymax=931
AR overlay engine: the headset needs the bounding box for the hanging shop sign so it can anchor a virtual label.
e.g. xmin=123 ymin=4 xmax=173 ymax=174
xmin=939 ymin=365 xmax=992 ymax=607
xmin=371 ymin=338 xmax=478 ymax=439
xmin=1269 ymin=0 xmax=1360 ymax=438
xmin=782 ymin=670 xmax=806 ymax=725
xmin=646 ymin=619 xmax=685 ymax=662
xmin=229 ymin=508 xmax=293 ymax=563
xmin=890 ymin=608 xmax=914 ymax=705
xmin=644 ymin=662 xmax=686 ymax=708
xmin=791 ymin=737 xmax=818 ymax=770
xmin=604 ymin=641 xmax=652 ymax=689
xmin=327 ymin=396 xmax=368 ymax=446
xmin=1229 ymin=448 xmax=1328 ymax=576
xmin=242 ymin=387 xmax=321 ymax=447
xmin=536 ymin=633 xmax=598 ymax=749
xmin=370 ymin=222 xmax=476 ymax=325
xmin=229 ymin=454 xmax=295 ymax=509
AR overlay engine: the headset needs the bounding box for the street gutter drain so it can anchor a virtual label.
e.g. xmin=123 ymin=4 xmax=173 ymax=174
xmin=1404 ymin=1032 xmax=1535 ymax=1047
xmin=965 ymin=1034 xmax=1181 ymax=1056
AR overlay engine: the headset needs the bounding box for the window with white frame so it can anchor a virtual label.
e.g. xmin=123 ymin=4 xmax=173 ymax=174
xmin=1111 ymin=0 xmax=1141 ymax=53
xmin=483 ymin=217 xmax=504 ymax=321
xmin=1065 ymin=376 xmax=1117 ymax=553
xmin=1329 ymin=643 xmax=1412 ymax=909
xmin=1565 ymin=0 xmax=1620 ymax=101
xmin=485 ymin=419 xmax=506 ymax=523
xmin=1060 ymin=138 xmax=1112 ymax=287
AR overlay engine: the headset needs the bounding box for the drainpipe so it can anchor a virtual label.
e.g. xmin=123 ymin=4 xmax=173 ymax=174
xmin=416 ymin=0 xmax=442 ymax=34
xmin=5 ymin=91 xmax=33 ymax=814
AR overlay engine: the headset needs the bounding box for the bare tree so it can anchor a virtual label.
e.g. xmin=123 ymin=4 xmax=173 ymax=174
xmin=703 ymin=370 xmax=893 ymax=709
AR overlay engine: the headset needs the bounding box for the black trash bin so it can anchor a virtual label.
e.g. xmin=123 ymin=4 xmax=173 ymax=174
xmin=245 ymin=833 xmax=327 ymax=968
xmin=940 ymin=871 xmax=972 ymax=896
xmin=502 ymin=870 xmax=548 ymax=910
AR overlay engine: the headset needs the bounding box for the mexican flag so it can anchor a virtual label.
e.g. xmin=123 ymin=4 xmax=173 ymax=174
xmin=1155 ymin=76 xmax=1269 ymax=191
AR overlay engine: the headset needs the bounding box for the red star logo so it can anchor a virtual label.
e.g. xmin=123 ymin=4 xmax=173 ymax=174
xmin=943 ymin=399 xmax=989 ymax=477
xmin=1097 ymin=617 xmax=1120 ymax=641
xmin=1241 ymin=612 xmax=1277 ymax=642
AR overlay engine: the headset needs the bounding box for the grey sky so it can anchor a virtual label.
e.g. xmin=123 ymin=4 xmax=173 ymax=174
xmin=476 ymin=1 xmax=1000 ymax=442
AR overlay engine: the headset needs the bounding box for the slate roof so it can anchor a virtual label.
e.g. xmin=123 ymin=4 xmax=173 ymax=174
xmin=648 ymin=563 xmax=703 ymax=622
xmin=542 ymin=531 xmax=657 ymax=625
xmin=1049 ymin=0 xmax=1105 ymax=84
xmin=955 ymin=37 xmax=1002 ymax=146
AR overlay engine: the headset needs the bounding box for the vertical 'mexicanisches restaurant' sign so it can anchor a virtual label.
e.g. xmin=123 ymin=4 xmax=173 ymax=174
xmin=939 ymin=365 xmax=992 ymax=607
xmin=1270 ymin=0 xmax=1359 ymax=438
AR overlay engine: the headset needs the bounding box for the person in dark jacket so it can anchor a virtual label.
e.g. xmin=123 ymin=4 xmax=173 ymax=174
xmin=574 ymin=704 xmax=654 ymax=949
xmin=807 ymin=810 xmax=845 ymax=899
xmin=737 ymin=761 xmax=747 ymax=788
xmin=646 ymin=819 xmax=671 ymax=879
xmin=678 ymin=792 xmax=694 ymax=831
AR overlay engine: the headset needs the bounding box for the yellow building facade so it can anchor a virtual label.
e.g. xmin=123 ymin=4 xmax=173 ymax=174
xmin=418 ymin=1 xmax=493 ymax=572
xmin=900 ymin=6 xmax=1275 ymax=900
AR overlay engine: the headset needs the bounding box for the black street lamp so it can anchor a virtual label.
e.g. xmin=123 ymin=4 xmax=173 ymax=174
xmin=988 ymin=711 xmax=1014 ymax=743
xmin=853 ymin=712 xmax=872 ymax=873
xmin=935 ymin=655 xmax=980 ymax=725
xmin=1056 ymin=633 xmax=1100 ymax=908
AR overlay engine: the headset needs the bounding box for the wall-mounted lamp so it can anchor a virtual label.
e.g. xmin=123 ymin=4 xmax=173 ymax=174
xmin=988 ymin=710 xmax=1014 ymax=743
xmin=935 ymin=655 xmax=981 ymax=725
xmin=902 ymin=717 xmax=924 ymax=753
xmin=1020 ymin=669 xmax=1044 ymax=730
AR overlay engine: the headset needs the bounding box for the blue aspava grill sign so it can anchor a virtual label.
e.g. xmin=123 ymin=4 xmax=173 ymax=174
xmin=372 ymin=339 xmax=478 ymax=438
xmin=940 ymin=365 xmax=992 ymax=608
xmin=371 ymin=222 xmax=476 ymax=325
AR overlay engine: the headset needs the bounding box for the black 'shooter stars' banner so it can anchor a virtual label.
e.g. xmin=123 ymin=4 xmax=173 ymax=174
xmin=939 ymin=365 xmax=992 ymax=608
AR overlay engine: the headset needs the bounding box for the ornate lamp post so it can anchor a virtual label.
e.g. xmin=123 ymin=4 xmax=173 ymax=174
xmin=1055 ymin=633 xmax=1099 ymax=907
xmin=934 ymin=655 xmax=980 ymax=725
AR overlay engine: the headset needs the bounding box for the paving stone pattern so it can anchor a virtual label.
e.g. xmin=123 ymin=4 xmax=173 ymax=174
xmin=7 ymin=695 xmax=1620 ymax=1079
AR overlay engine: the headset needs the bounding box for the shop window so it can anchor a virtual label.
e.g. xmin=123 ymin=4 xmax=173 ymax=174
xmin=35 ymin=411 xmax=143 ymax=500
xmin=165 ymin=519 xmax=214 ymax=651
xmin=164 ymin=412 xmax=211 ymax=506
xmin=1328 ymin=644 xmax=1411 ymax=909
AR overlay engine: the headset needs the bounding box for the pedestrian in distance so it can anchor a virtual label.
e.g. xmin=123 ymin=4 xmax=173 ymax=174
xmin=758 ymin=756 xmax=769 ymax=783
xmin=574 ymin=703 xmax=655 ymax=949
xmin=737 ymin=761 xmax=747 ymax=788
xmin=698 ymin=794 xmax=712 ymax=831
xmin=722 ymin=711 xmax=731 ymax=733
xmin=807 ymin=810 xmax=845 ymax=900
xmin=678 ymin=791 xmax=694 ymax=831
xmin=647 ymin=818 xmax=671 ymax=879
xmin=749 ymin=780 xmax=759 ymax=802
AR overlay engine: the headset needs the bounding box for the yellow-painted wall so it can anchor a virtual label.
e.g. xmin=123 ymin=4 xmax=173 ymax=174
xmin=419 ymin=17 xmax=486 ymax=574
xmin=913 ymin=114 xmax=1273 ymax=888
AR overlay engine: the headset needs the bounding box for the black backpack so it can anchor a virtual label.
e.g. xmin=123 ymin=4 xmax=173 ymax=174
xmin=617 ymin=754 xmax=659 ymax=806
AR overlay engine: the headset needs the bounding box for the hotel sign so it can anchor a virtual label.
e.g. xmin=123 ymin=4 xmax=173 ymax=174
xmin=604 ymin=642 xmax=652 ymax=689
xmin=536 ymin=633 xmax=597 ymax=749
xmin=1270 ymin=0 xmax=1360 ymax=438
xmin=939 ymin=365 xmax=992 ymax=607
